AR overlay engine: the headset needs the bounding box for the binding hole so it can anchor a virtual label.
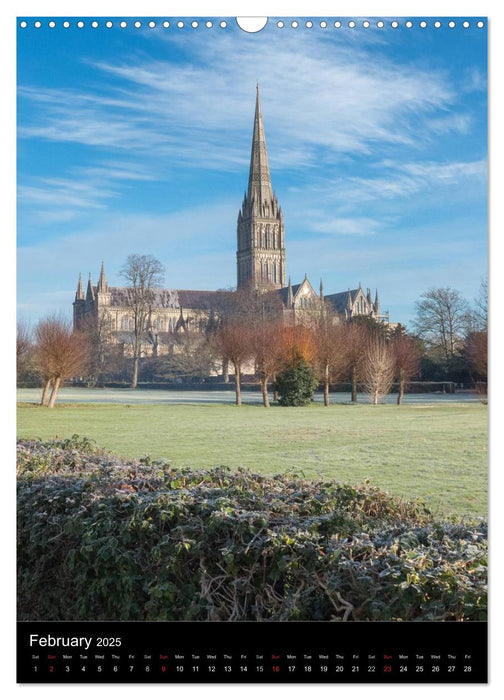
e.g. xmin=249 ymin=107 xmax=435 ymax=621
xmin=236 ymin=17 xmax=268 ymax=33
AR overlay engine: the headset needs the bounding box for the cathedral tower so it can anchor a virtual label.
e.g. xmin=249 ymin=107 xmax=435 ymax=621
xmin=237 ymin=86 xmax=286 ymax=290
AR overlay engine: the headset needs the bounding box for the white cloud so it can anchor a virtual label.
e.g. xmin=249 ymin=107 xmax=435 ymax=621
xmin=305 ymin=216 xmax=381 ymax=236
xmin=18 ymin=30 xmax=460 ymax=171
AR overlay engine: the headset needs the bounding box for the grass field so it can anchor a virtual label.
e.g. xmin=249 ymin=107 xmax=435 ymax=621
xmin=17 ymin=401 xmax=487 ymax=518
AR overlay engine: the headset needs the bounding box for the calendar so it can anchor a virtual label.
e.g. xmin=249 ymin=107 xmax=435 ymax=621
xmin=16 ymin=14 xmax=488 ymax=686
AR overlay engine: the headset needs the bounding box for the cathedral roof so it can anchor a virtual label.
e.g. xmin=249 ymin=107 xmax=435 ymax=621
xmin=94 ymin=286 xmax=219 ymax=310
xmin=324 ymin=289 xmax=360 ymax=312
xmin=177 ymin=290 xmax=220 ymax=309
xmin=277 ymin=282 xmax=302 ymax=305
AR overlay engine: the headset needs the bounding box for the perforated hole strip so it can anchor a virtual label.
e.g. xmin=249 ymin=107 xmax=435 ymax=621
xmin=18 ymin=18 xmax=486 ymax=30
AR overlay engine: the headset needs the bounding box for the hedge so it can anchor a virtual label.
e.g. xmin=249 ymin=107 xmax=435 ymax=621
xmin=17 ymin=436 xmax=487 ymax=622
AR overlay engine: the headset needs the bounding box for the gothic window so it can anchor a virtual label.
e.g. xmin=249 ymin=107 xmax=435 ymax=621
xmin=120 ymin=316 xmax=131 ymax=331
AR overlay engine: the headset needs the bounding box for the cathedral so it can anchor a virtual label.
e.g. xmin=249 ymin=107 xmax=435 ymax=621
xmin=73 ymin=87 xmax=388 ymax=350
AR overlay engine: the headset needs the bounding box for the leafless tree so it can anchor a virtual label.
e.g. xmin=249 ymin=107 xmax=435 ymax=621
xmin=120 ymin=254 xmax=165 ymax=389
xmin=212 ymin=319 xmax=252 ymax=405
xmin=17 ymin=321 xmax=31 ymax=359
xmin=361 ymin=337 xmax=395 ymax=405
xmin=473 ymin=277 xmax=488 ymax=332
xmin=17 ymin=321 xmax=32 ymax=384
xmin=465 ymin=330 xmax=487 ymax=397
xmin=341 ymin=322 xmax=371 ymax=403
xmin=413 ymin=287 xmax=470 ymax=362
xmin=280 ymin=323 xmax=318 ymax=367
xmin=80 ymin=309 xmax=115 ymax=386
xmin=390 ymin=330 xmax=421 ymax=405
xmin=249 ymin=319 xmax=285 ymax=407
xmin=34 ymin=315 xmax=90 ymax=408
xmin=313 ymin=306 xmax=346 ymax=406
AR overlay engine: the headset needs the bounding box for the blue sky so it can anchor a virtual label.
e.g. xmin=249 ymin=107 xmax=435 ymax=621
xmin=17 ymin=17 xmax=487 ymax=328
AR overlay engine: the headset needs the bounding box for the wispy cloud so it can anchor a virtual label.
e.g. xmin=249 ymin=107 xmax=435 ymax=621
xmin=18 ymin=159 xmax=160 ymax=223
xmin=18 ymin=30 xmax=461 ymax=170
xmin=307 ymin=216 xmax=381 ymax=236
xmin=16 ymin=25 xmax=487 ymax=326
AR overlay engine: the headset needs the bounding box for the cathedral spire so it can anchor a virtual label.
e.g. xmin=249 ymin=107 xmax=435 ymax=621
xmin=75 ymin=272 xmax=84 ymax=301
xmin=97 ymin=260 xmax=108 ymax=293
xmin=247 ymin=83 xmax=273 ymax=207
xmin=237 ymin=87 xmax=286 ymax=290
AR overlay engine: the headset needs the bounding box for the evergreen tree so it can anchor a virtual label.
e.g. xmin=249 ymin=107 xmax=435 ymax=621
xmin=275 ymin=356 xmax=318 ymax=406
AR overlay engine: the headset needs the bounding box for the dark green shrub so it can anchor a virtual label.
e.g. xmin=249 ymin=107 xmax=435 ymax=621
xmin=275 ymin=359 xmax=319 ymax=406
xmin=17 ymin=438 xmax=487 ymax=622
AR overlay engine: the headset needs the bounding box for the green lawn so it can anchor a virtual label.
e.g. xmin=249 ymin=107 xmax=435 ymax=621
xmin=17 ymin=401 xmax=487 ymax=518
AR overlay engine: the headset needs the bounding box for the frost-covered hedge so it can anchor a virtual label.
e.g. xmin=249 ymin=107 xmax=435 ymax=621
xmin=17 ymin=436 xmax=487 ymax=622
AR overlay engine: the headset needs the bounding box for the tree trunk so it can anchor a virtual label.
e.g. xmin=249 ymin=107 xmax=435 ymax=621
xmin=260 ymin=376 xmax=270 ymax=408
xmin=222 ymin=357 xmax=229 ymax=383
xmin=372 ymin=388 xmax=378 ymax=405
xmin=47 ymin=376 xmax=61 ymax=408
xmin=351 ymin=366 xmax=358 ymax=403
xmin=40 ymin=378 xmax=52 ymax=406
xmin=397 ymin=375 xmax=405 ymax=405
xmin=234 ymin=361 xmax=242 ymax=405
xmin=272 ymin=374 xmax=279 ymax=402
xmin=131 ymin=355 xmax=139 ymax=389
xmin=323 ymin=362 xmax=330 ymax=406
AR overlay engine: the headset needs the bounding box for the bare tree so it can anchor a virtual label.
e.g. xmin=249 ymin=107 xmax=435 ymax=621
xmin=465 ymin=330 xmax=487 ymax=397
xmin=17 ymin=321 xmax=31 ymax=360
xmin=280 ymin=323 xmax=317 ymax=367
xmin=390 ymin=330 xmax=421 ymax=405
xmin=413 ymin=287 xmax=470 ymax=362
xmin=34 ymin=315 xmax=90 ymax=408
xmin=80 ymin=309 xmax=115 ymax=386
xmin=212 ymin=319 xmax=252 ymax=405
xmin=313 ymin=306 xmax=346 ymax=406
xmin=361 ymin=337 xmax=395 ymax=405
xmin=341 ymin=322 xmax=371 ymax=403
xmin=473 ymin=277 xmax=488 ymax=332
xmin=17 ymin=321 xmax=32 ymax=384
xmin=249 ymin=319 xmax=284 ymax=407
xmin=120 ymin=254 xmax=165 ymax=389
